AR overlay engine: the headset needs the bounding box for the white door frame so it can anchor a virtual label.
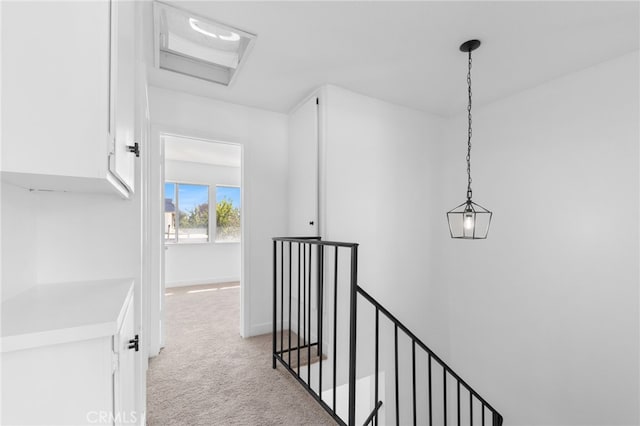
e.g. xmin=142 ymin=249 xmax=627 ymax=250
xmin=145 ymin=124 xmax=248 ymax=356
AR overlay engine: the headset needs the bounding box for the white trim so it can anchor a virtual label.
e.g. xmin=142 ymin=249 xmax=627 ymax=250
xmin=317 ymin=85 xmax=328 ymax=240
xmin=165 ymin=277 xmax=240 ymax=288
xmin=239 ymin=143 xmax=248 ymax=337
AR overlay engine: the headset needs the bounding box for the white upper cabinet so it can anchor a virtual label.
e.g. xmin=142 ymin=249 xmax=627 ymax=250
xmin=1 ymin=0 xmax=136 ymax=197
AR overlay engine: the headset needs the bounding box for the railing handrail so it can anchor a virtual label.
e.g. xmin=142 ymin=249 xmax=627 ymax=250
xmin=273 ymin=236 xmax=359 ymax=248
xmin=356 ymin=285 xmax=502 ymax=418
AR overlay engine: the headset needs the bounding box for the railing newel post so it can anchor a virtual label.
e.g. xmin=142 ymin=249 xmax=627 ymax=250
xmin=272 ymin=239 xmax=277 ymax=369
xmin=347 ymin=244 xmax=358 ymax=426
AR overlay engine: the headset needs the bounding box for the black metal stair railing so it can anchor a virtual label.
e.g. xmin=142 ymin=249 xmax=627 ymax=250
xmin=272 ymin=237 xmax=503 ymax=426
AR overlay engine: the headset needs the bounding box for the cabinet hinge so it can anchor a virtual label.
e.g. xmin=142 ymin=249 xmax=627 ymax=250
xmin=128 ymin=335 xmax=139 ymax=352
xmin=127 ymin=142 xmax=140 ymax=158
xmin=111 ymin=351 xmax=119 ymax=373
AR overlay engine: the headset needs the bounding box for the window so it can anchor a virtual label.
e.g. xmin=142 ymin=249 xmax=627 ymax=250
xmin=215 ymin=185 xmax=241 ymax=242
xmin=164 ymin=182 xmax=209 ymax=243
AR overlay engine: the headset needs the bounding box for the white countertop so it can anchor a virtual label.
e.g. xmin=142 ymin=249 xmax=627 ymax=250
xmin=1 ymin=279 xmax=134 ymax=353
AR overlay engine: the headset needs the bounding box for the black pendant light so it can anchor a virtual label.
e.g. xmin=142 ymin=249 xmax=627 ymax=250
xmin=447 ymin=39 xmax=492 ymax=239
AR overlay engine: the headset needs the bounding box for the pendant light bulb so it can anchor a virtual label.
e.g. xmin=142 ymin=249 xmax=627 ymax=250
xmin=463 ymin=212 xmax=474 ymax=231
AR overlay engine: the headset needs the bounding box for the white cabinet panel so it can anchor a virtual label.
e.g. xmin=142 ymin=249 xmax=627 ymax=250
xmin=288 ymin=96 xmax=319 ymax=235
xmin=0 ymin=0 xmax=135 ymax=197
xmin=114 ymin=294 xmax=137 ymax=425
xmin=110 ymin=0 xmax=136 ymax=192
xmin=1 ymin=337 xmax=113 ymax=426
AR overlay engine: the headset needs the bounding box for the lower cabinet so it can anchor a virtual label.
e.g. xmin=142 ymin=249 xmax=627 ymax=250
xmin=114 ymin=293 xmax=138 ymax=425
xmin=1 ymin=280 xmax=138 ymax=426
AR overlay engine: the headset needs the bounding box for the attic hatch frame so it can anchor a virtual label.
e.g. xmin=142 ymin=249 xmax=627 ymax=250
xmin=153 ymin=1 xmax=256 ymax=87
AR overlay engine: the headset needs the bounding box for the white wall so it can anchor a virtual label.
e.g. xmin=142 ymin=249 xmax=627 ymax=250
xmin=318 ymin=51 xmax=639 ymax=424
xmin=318 ymin=85 xmax=448 ymax=422
xmin=149 ymin=87 xmax=289 ymax=337
xmin=322 ymin=85 xmax=448 ymax=356
xmin=436 ymin=51 xmax=639 ymax=425
xmin=164 ymin=159 xmax=241 ymax=287
xmin=32 ymin=190 xmax=141 ymax=285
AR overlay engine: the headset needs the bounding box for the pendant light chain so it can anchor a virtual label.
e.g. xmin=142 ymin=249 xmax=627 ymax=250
xmin=466 ymin=50 xmax=473 ymax=201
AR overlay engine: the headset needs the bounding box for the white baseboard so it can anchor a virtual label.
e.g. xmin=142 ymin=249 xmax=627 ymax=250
xmin=165 ymin=277 xmax=240 ymax=288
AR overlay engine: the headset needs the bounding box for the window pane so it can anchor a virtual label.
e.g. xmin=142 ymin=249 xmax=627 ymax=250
xmin=216 ymin=186 xmax=241 ymax=242
xmin=178 ymin=184 xmax=209 ymax=242
xmin=164 ymin=182 xmax=177 ymax=242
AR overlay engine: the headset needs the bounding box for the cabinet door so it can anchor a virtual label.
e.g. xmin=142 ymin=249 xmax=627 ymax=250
xmin=288 ymin=96 xmax=320 ymax=235
xmin=109 ymin=0 xmax=136 ymax=192
xmin=1 ymin=1 xmax=109 ymax=179
xmin=114 ymin=297 xmax=137 ymax=425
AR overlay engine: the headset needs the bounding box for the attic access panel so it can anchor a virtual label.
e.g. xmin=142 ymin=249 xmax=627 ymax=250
xmin=154 ymin=2 xmax=256 ymax=86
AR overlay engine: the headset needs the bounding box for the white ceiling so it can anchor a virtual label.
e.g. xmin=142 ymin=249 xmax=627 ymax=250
xmin=149 ymin=1 xmax=640 ymax=117
xmin=164 ymin=135 xmax=241 ymax=167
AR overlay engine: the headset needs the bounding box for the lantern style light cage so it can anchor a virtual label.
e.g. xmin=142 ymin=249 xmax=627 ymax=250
xmin=447 ymin=200 xmax=492 ymax=239
xmin=446 ymin=39 xmax=493 ymax=239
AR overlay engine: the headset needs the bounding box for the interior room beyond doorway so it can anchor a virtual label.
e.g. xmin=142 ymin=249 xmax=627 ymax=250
xmin=163 ymin=136 xmax=242 ymax=290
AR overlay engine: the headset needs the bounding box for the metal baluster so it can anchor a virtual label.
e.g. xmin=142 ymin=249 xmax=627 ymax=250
xmin=374 ymin=308 xmax=379 ymax=426
xmin=280 ymin=241 xmax=284 ymax=356
xmin=395 ymin=324 xmax=399 ymax=426
xmin=457 ymin=381 xmax=461 ymax=426
xmin=470 ymin=392 xmax=474 ymax=426
xmin=307 ymin=243 xmax=312 ymax=387
xmin=444 ymin=368 xmax=447 ymax=426
xmin=428 ymin=354 xmax=432 ymax=426
xmin=482 ymin=404 xmax=485 ymax=426
xmin=332 ymin=246 xmax=338 ymax=413
xmin=347 ymin=246 xmax=358 ymax=426
xmin=297 ymin=243 xmax=301 ymax=376
xmin=318 ymin=245 xmax=324 ymax=396
xmin=412 ymin=340 xmax=416 ymax=426
xmin=272 ymin=240 xmax=277 ymax=369
xmin=303 ymin=243 xmax=306 ymax=371
xmin=288 ymin=242 xmax=292 ymax=367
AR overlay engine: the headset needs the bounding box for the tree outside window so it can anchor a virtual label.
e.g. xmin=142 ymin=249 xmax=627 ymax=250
xmin=216 ymin=185 xmax=241 ymax=242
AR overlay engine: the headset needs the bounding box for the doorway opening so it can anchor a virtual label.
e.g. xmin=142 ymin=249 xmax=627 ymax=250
xmin=161 ymin=134 xmax=243 ymax=340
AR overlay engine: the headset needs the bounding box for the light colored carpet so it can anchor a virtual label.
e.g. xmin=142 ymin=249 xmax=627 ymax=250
xmin=147 ymin=282 xmax=337 ymax=426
